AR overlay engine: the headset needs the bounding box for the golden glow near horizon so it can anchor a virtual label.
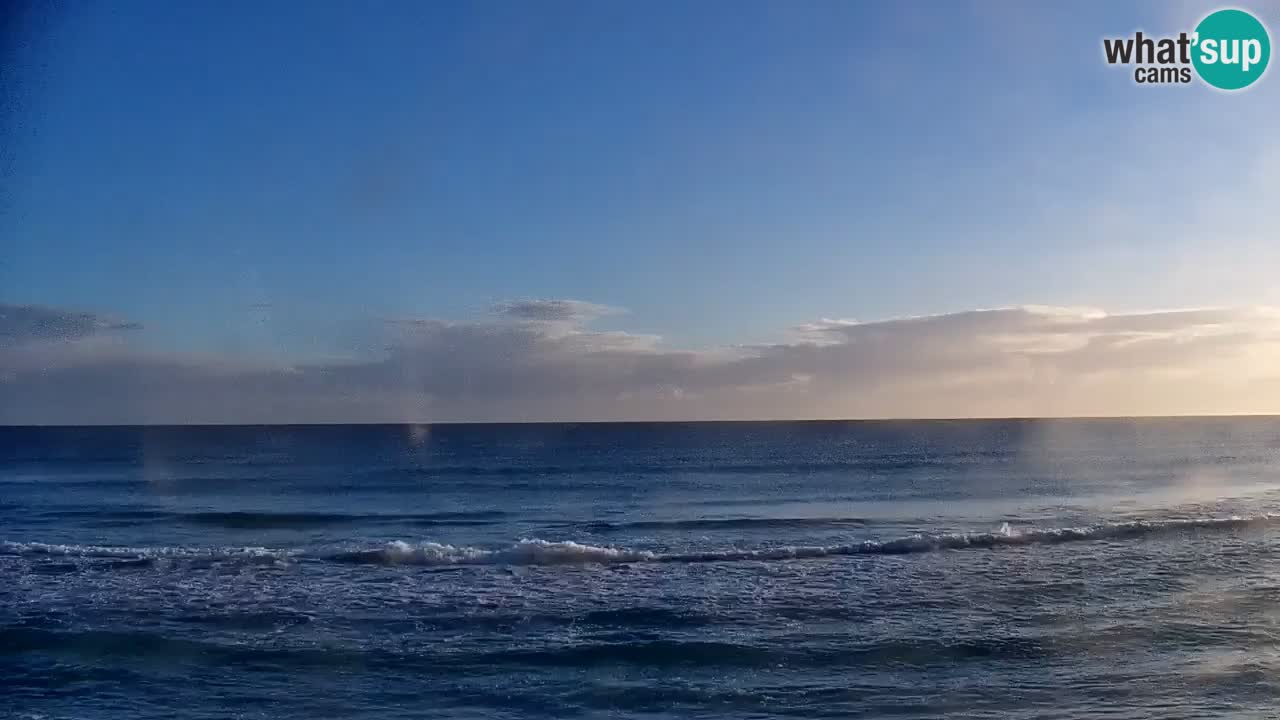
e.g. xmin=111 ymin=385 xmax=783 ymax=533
xmin=4 ymin=303 xmax=1280 ymax=424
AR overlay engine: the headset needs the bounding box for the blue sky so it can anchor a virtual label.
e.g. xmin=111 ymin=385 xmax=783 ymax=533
xmin=4 ymin=1 xmax=1280 ymax=422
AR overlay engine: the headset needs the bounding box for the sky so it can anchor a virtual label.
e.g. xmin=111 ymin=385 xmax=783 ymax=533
xmin=3 ymin=0 xmax=1280 ymax=423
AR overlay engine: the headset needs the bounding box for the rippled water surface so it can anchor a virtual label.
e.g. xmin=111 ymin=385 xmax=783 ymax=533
xmin=6 ymin=419 xmax=1280 ymax=719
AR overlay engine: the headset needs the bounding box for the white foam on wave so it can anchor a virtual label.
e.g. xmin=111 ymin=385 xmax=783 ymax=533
xmin=6 ymin=514 xmax=1276 ymax=568
xmin=331 ymin=514 xmax=1279 ymax=566
xmin=0 ymin=540 xmax=293 ymax=563
xmin=331 ymin=539 xmax=658 ymax=566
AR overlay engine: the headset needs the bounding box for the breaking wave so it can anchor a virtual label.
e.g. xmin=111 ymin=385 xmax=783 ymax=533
xmin=332 ymin=514 xmax=1279 ymax=566
xmin=0 ymin=540 xmax=294 ymax=564
xmin=330 ymin=539 xmax=657 ymax=565
xmin=5 ymin=514 xmax=1274 ymax=569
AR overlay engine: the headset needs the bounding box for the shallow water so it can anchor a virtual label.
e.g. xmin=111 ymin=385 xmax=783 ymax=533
xmin=5 ymin=419 xmax=1280 ymax=718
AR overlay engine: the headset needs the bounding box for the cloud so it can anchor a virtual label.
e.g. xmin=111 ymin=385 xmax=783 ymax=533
xmin=491 ymin=299 xmax=621 ymax=324
xmin=3 ymin=301 xmax=1280 ymax=424
xmin=0 ymin=304 xmax=141 ymax=344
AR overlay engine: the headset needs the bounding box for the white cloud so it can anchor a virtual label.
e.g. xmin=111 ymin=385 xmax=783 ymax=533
xmin=3 ymin=301 xmax=1280 ymax=424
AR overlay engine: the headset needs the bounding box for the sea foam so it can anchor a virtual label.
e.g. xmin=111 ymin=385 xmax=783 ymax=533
xmin=4 ymin=514 xmax=1273 ymax=569
xmin=328 ymin=514 xmax=1276 ymax=566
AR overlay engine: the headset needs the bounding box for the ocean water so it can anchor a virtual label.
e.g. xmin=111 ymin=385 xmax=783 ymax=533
xmin=5 ymin=420 xmax=1280 ymax=719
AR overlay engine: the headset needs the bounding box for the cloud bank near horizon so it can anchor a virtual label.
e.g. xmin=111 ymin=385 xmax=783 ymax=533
xmin=3 ymin=300 xmax=1280 ymax=424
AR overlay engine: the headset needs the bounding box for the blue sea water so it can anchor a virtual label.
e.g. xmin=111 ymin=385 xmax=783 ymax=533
xmin=5 ymin=419 xmax=1280 ymax=719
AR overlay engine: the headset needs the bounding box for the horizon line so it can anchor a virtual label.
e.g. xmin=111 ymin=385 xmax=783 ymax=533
xmin=5 ymin=412 xmax=1280 ymax=429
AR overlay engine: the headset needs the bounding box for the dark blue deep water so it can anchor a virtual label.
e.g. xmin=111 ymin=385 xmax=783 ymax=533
xmin=6 ymin=419 xmax=1280 ymax=719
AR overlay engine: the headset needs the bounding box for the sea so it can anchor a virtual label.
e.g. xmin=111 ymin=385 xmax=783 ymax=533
xmin=5 ymin=419 xmax=1280 ymax=719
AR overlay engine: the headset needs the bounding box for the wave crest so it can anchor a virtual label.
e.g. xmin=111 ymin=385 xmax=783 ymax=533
xmin=331 ymin=539 xmax=657 ymax=566
xmin=0 ymin=540 xmax=292 ymax=564
xmin=328 ymin=514 xmax=1277 ymax=566
xmin=5 ymin=514 xmax=1273 ymax=569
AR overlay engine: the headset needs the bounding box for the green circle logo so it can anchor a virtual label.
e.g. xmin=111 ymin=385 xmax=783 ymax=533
xmin=1192 ymin=9 xmax=1271 ymax=90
